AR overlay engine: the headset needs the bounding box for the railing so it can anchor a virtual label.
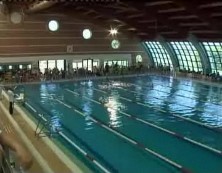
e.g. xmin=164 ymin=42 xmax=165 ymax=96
xmin=34 ymin=113 xmax=59 ymax=138
xmin=1 ymin=146 xmax=26 ymax=173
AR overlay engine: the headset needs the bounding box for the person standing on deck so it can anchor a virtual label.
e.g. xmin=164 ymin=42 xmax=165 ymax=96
xmin=105 ymin=63 xmax=109 ymax=76
xmin=0 ymin=128 xmax=33 ymax=170
xmin=8 ymin=89 xmax=14 ymax=115
xmin=0 ymin=85 xmax=2 ymax=100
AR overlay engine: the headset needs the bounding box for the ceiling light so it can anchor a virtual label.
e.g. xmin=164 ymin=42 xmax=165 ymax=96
xmin=48 ymin=20 xmax=59 ymax=32
xmin=82 ymin=29 xmax=92 ymax=39
xmin=109 ymin=28 xmax=118 ymax=35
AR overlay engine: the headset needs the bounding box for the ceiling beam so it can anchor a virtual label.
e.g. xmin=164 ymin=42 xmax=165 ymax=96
xmin=25 ymin=1 xmax=58 ymax=13
xmin=50 ymin=5 xmax=140 ymax=40
xmin=199 ymin=2 xmax=222 ymax=9
xmin=172 ymin=0 xmax=222 ymax=34
xmin=76 ymin=4 xmax=158 ymax=39
xmin=169 ymin=15 xmax=198 ymax=20
xmin=122 ymin=2 xmax=188 ymax=38
xmin=145 ymin=1 xmax=173 ymax=7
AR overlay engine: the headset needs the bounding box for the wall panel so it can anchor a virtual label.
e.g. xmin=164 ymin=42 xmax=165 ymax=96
xmin=0 ymin=11 xmax=149 ymax=66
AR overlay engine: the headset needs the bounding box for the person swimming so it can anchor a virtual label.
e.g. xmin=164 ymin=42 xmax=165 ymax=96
xmin=99 ymin=96 xmax=107 ymax=104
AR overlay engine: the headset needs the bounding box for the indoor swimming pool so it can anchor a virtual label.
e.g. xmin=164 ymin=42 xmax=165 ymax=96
xmin=17 ymin=75 xmax=222 ymax=173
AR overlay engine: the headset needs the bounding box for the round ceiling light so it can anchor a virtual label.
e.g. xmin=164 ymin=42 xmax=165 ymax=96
xmin=48 ymin=20 xmax=59 ymax=32
xmin=82 ymin=29 xmax=92 ymax=39
xmin=10 ymin=12 xmax=23 ymax=24
xmin=136 ymin=54 xmax=143 ymax=62
xmin=111 ymin=39 xmax=120 ymax=49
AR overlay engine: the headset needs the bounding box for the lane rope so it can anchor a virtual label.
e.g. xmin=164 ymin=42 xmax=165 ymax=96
xmin=128 ymin=80 xmax=222 ymax=107
xmin=93 ymin=85 xmax=222 ymax=134
xmin=55 ymin=98 xmax=192 ymax=173
xmin=66 ymin=89 xmax=222 ymax=157
xmin=25 ymin=101 xmax=112 ymax=173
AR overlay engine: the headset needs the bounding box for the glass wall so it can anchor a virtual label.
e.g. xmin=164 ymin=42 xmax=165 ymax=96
xmin=170 ymin=42 xmax=202 ymax=72
xmin=104 ymin=60 xmax=128 ymax=67
xmin=39 ymin=60 xmax=64 ymax=74
xmin=48 ymin=60 xmax=56 ymax=70
xmin=145 ymin=41 xmax=172 ymax=69
xmin=57 ymin=60 xmax=65 ymax=71
xmin=39 ymin=61 xmax=47 ymax=74
xmin=202 ymin=42 xmax=222 ymax=75
xmin=0 ymin=64 xmax=32 ymax=72
xmin=72 ymin=60 xmax=99 ymax=70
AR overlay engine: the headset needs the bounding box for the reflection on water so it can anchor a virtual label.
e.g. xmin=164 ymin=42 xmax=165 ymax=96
xmin=49 ymin=109 xmax=62 ymax=133
xmin=50 ymin=115 xmax=62 ymax=132
xmin=200 ymin=112 xmax=222 ymax=126
xmin=104 ymin=96 xmax=123 ymax=128
xmin=31 ymin=75 xmax=222 ymax=129
xmin=82 ymin=88 xmax=94 ymax=130
xmin=83 ymin=100 xmax=94 ymax=130
xmin=40 ymin=83 xmax=58 ymax=103
xmin=132 ymin=76 xmax=222 ymax=127
xmin=98 ymin=81 xmax=133 ymax=90
xmin=40 ymin=84 xmax=49 ymax=102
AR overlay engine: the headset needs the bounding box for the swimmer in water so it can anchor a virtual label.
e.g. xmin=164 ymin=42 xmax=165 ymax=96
xmin=99 ymin=96 xmax=108 ymax=104
xmin=99 ymin=96 xmax=105 ymax=104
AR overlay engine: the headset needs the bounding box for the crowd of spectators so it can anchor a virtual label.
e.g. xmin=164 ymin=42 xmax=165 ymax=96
xmin=0 ymin=63 xmax=221 ymax=84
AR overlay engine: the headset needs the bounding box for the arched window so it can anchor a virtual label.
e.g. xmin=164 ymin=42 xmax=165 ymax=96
xmin=170 ymin=42 xmax=202 ymax=72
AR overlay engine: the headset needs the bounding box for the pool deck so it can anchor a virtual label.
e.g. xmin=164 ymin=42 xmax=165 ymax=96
xmin=0 ymin=91 xmax=84 ymax=173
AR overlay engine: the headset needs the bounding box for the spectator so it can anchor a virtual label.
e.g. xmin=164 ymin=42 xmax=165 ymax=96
xmin=0 ymin=129 xmax=33 ymax=170
xmin=8 ymin=89 xmax=14 ymax=115
xmin=105 ymin=63 xmax=109 ymax=75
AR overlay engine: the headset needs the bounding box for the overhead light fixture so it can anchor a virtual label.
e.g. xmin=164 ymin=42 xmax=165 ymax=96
xmin=111 ymin=39 xmax=120 ymax=49
xmin=82 ymin=29 xmax=92 ymax=39
xmin=10 ymin=11 xmax=23 ymax=24
xmin=48 ymin=20 xmax=59 ymax=32
xmin=136 ymin=55 xmax=142 ymax=63
xmin=109 ymin=28 xmax=118 ymax=36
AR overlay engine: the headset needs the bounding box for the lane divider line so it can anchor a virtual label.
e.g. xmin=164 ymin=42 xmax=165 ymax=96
xmin=128 ymin=81 xmax=222 ymax=109
xmin=55 ymin=99 xmax=192 ymax=173
xmin=150 ymin=78 xmax=221 ymax=99
xmin=27 ymin=102 xmax=112 ymax=173
xmin=65 ymin=89 xmax=101 ymax=105
xmin=93 ymin=86 xmax=222 ymax=134
xmin=112 ymin=83 xmax=208 ymax=113
xmin=119 ymin=96 xmax=132 ymax=102
xmin=93 ymin=88 xmax=107 ymax=94
xmin=25 ymin=102 xmax=37 ymax=113
xmin=0 ymin=102 xmax=54 ymax=173
xmin=112 ymin=80 xmax=189 ymax=107
xmin=59 ymin=132 xmax=111 ymax=173
xmin=78 ymin=88 xmax=222 ymax=156
xmin=25 ymin=102 xmax=48 ymax=122
xmin=135 ymin=75 xmax=208 ymax=94
xmin=55 ymin=99 xmax=72 ymax=109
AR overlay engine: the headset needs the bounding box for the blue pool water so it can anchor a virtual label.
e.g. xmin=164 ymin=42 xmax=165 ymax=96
xmin=16 ymin=75 xmax=222 ymax=173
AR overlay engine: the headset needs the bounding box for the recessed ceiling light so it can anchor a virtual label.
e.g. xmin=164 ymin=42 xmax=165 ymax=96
xmin=109 ymin=28 xmax=118 ymax=35
xmin=10 ymin=12 xmax=23 ymax=24
xmin=136 ymin=55 xmax=142 ymax=62
xmin=48 ymin=20 xmax=59 ymax=32
xmin=111 ymin=39 xmax=120 ymax=49
xmin=82 ymin=29 xmax=92 ymax=39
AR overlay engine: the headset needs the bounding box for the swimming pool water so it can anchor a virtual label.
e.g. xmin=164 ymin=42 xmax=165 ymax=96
xmin=17 ymin=75 xmax=222 ymax=173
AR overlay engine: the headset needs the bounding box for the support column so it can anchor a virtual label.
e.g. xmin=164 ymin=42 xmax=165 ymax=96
xmin=156 ymin=35 xmax=179 ymax=70
xmin=187 ymin=34 xmax=211 ymax=75
xmin=141 ymin=42 xmax=155 ymax=68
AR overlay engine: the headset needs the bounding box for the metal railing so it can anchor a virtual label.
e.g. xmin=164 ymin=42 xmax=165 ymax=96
xmin=34 ymin=113 xmax=59 ymax=138
xmin=1 ymin=146 xmax=26 ymax=173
